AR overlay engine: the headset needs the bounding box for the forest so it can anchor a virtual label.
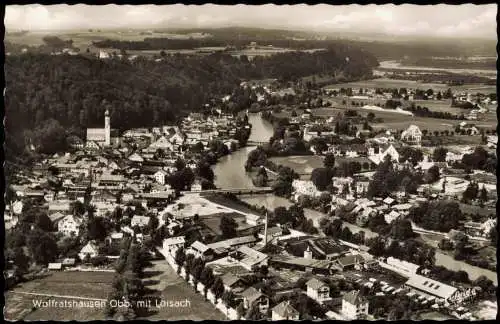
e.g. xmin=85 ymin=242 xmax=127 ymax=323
xmin=5 ymin=47 xmax=377 ymax=159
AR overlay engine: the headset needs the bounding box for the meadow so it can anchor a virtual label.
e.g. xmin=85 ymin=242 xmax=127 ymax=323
xmin=269 ymin=155 xmax=324 ymax=175
xmin=323 ymin=77 xmax=497 ymax=94
xmin=4 ymin=271 xmax=115 ymax=320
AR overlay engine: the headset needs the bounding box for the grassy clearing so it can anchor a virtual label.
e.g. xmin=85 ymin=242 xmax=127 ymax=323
xmin=269 ymin=155 xmax=324 ymax=174
xmin=5 ymin=271 xmax=114 ymax=320
xmin=202 ymin=193 xmax=263 ymax=217
xmin=10 ymin=271 xmax=114 ymax=299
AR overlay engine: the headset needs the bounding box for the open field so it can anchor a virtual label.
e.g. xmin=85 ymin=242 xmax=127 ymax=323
xmin=269 ymin=155 xmax=324 ymax=175
xmin=202 ymin=193 xmax=263 ymax=217
xmin=200 ymin=212 xmax=253 ymax=236
xmin=4 ymin=271 xmax=114 ymax=320
xmin=416 ymin=311 xmax=455 ymax=321
xmin=5 ymin=293 xmax=108 ymax=321
xmin=323 ymin=78 xmax=497 ymax=93
xmin=9 ymin=271 xmax=114 ymax=299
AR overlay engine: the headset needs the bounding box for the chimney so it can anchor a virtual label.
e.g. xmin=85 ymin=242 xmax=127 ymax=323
xmin=263 ymin=212 xmax=268 ymax=248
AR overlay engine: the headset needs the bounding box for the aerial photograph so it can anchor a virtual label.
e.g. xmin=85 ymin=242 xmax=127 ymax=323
xmin=3 ymin=3 xmax=497 ymax=321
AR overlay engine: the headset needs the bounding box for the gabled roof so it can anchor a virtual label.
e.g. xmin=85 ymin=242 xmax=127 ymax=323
xmin=272 ymin=301 xmax=299 ymax=318
xmin=241 ymin=287 xmax=266 ymax=305
xmin=343 ymin=290 xmax=368 ymax=306
xmin=337 ymin=254 xmax=365 ymax=267
xmin=306 ymin=277 xmax=327 ymax=290
xmin=191 ymin=240 xmax=210 ymax=253
xmin=220 ymin=272 xmax=242 ymax=287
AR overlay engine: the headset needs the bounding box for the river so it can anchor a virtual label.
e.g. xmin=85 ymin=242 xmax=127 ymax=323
xmin=212 ymin=113 xmax=274 ymax=189
xmin=377 ymin=60 xmax=497 ymax=79
xmin=213 ymin=112 xmax=498 ymax=284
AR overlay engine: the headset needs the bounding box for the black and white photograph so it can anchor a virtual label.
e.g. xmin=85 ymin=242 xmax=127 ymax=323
xmin=3 ymin=3 xmax=498 ymax=321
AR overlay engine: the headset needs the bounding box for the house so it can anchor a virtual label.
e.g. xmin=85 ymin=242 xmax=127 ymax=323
xmin=306 ymin=278 xmax=331 ymax=303
xmin=48 ymin=200 xmax=71 ymax=214
xmin=162 ymin=236 xmax=185 ymax=252
xmin=62 ymin=258 xmax=76 ymax=267
xmin=385 ymin=210 xmax=401 ymax=224
xmin=241 ymin=287 xmax=269 ymax=313
xmin=400 ymin=125 xmax=422 ymax=146
xmin=78 ymin=241 xmax=99 ymax=261
xmin=128 ymin=153 xmax=144 ymax=163
xmin=292 ymin=180 xmax=322 ymax=199
xmin=272 ymin=301 xmax=300 ymax=321
xmin=131 ymin=215 xmax=151 ymax=228
xmin=148 ymin=136 xmax=174 ymax=152
xmin=382 ymin=257 xmax=421 ymax=277
xmin=404 ymin=274 xmax=461 ymax=304
xmin=167 ymin=132 xmax=185 ymax=146
xmin=208 ymin=236 xmax=260 ymax=252
xmin=48 ymin=263 xmax=63 ymax=271
xmin=334 ymin=254 xmax=365 ymax=271
xmin=486 ymin=135 xmax=497 ymax=148
xmin=246 ymin=213 xmax=262 ymax=226
xmin=190 ymin=181 xmax=202 ymax=191
xmin=232 ymin=245 xmax=269 ymax=271
xmin=57 ymin=215 xmax=82 ymax=236
xmin=220 ymin=272 xmax=244 ymax=292
xmin=154 ymin=170 xmax=168 ymax=185
xmin=342 ymin=290 xmax=369 ymax=319
xmin=188 ymin=241 xmax=215 ymax=261
xmin=369 ymin=143 xmax=400 ymax=165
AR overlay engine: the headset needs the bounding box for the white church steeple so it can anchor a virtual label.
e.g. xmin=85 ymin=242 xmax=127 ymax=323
xmin=104 ymin=109 xmax=110 ymax=146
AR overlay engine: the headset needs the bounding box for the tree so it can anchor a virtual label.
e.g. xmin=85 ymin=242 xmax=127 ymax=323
xmin=478 ymin=186 xmax=488 ymax=205
xmin=26 ymin=229 xmax=58 ymax=265
xmin=245 ymin=303 xmax=261 ymax=320
xmin=311 ymin=168 xmax=332 ymax=191
xmin=212 ymin=277 xmax=224 ymax=303
xmin=220 ymin=215 xmax=238 ymax=239
xmin=174 ymin=247 xmax=186 ymax=274
xmin=236 ymin=302 xmax=245 ymax=319
xmin=424 ymin=165 xmax=440 ymax=184
xmin=258 ymin=265 xmax=269 ymax=278
xmin=432 ymin=147 xmax=448 ymax=162
xmin=323 ymin=153 xmax=336 ymax=169
xmin=462 ymin=181 xmax=479 ymax=203
xmin=221 ymin=290 xmax=235 ymax=307
xmin=12 ymin=247 xmax=30 ymax=276
xmin=389 ymin=218 xmax=415 ymax=240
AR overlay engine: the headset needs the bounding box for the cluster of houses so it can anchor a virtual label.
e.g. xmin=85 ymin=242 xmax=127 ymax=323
xmin=5 ymin=108 xmax=252 ymax=269
xmin=161 ymin=209 xmax=484 ymax=321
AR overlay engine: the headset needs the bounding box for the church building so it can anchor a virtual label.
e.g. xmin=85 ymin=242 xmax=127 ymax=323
xmin=86 ymin=110 xmax=118 ymax=149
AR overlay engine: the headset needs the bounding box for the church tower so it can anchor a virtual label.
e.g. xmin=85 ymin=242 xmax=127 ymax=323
xmin=104 ymin=109 xmax=111 ymax=146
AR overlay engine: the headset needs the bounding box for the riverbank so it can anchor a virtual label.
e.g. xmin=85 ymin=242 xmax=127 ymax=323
xmin=213 ymin=112 xmax=498 ymax=285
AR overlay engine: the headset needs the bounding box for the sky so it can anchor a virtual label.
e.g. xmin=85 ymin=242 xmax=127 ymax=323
xmin=5 ymin=4 xmax=498 ymax=39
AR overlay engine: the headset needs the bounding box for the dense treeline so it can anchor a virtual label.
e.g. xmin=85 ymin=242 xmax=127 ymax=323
xmin=91 ymin=32 xmax=496 ymax=59
xmin=5 ymin=48 xmax=377 ymax=157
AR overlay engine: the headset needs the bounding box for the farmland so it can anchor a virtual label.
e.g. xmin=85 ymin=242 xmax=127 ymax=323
xmin=4 ymin=271 xmax=114 ymax=321
xmin=323 ymin=77 xmax=497 ymax=94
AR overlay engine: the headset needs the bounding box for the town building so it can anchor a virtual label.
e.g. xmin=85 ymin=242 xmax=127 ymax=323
xmin=241 ymin=287 xmax=269 ymax=313
xmin=271 ymin=301 xmax=300 ymax=320
xmin=400 ymin=125 xmax=422 ymax=146
xmin=57 ymin=215 xmax=82 ymax=236
xmin=306 ymin=278 xmax=331 ymax=303
xmin=342 ymin=290 xmax=369 ymax=319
